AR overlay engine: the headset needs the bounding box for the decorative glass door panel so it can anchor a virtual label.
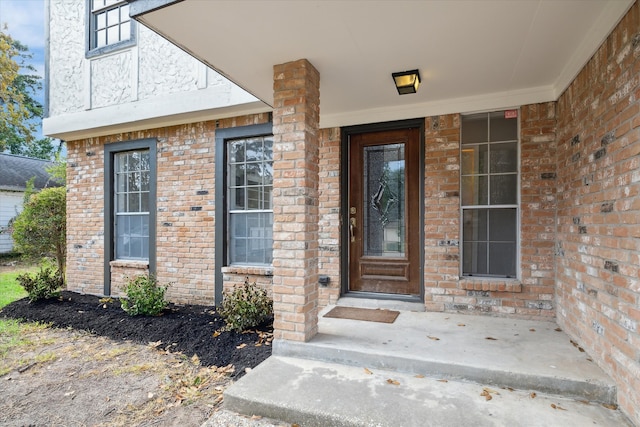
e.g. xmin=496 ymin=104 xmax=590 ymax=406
xmin=363 ymin=144 xmax=405 ymax=257
xmin=349 ymin=128 xmax=421 ymax=295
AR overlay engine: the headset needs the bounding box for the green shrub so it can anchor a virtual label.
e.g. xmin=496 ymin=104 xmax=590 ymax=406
xmin=120 ymin=275 xmax=168 ymax=316
xmin=219 ymin=279 xmax=273 ymax=332
xmin=12 ymin=186 xmax=67 ymax=281
xmin=17 ymin=263 xmax=64 ymax=302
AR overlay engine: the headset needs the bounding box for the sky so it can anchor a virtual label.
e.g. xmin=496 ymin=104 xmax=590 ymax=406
xmin=0 ymin=0 xmax=46 ymax=139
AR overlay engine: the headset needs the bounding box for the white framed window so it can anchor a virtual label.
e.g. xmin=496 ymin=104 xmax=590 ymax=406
xmin=114 ymin=149 xmax=150 ymax=260
xmin=461 ymin=111 xmax=519 ymax=278
xmin=87 ymin=0 xmax=135 ymax=55
xmin=227 ymin=136 xmax=273 ymax=266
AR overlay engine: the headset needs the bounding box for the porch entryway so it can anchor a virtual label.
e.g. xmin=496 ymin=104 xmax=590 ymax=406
xmin=221 ymin=307 xmax=631 ymax=426
xmin=345 ymin=124 xmax=423 ymax=299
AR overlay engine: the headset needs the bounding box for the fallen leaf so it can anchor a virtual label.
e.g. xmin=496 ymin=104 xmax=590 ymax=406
xmin=480 ymin=390 xmax=492 ymax=401
xmin=148 ymin=340 xmax=163 ymax=348
xmin=578 ymin=347 xmax=585 ymax=353
xmin=483 ymin=387 xmax=500 ymax=395
xmin=554 ymin=327 xmax=562 ymax=332
xmin=457 ymin=323 xmax=466 ymax=327
xmin=570 ymin=340 xmax=579 ymax=348
xmin=586 ymin=357 xmax=593 ymax=362
xmin=251 ymin=415 xmax=263 ymax=420
xmin=212 ymin=330 xmax=221 ymax=338
xmin=415 ymin=374 xmax=425 ymax=378
xmin=236 ymin=343 xmax=247 ymax=349
xmin=386 ymin=379 xmax=400 ymax=386
xmin=530 ymin=392 xmax=537 ymax=398
xmin=529 ymin=328 xmax=536 ymax=332
xmin=602 ymin=403 xmax=618 ymax=410
xmin=551 ymin=403 xmax=567 ymax=411
xmin=364 ymin=368 xmax=373 ymax=375
xmin=427 ymin=335 xmax=440 ymax=341
xmin=502 ymin=386 xmax=515 ymax=392
xmin=437 ymin=379 xmax=448 ymax=383
xmin=485 ymin=337 xmax=498 ymax=340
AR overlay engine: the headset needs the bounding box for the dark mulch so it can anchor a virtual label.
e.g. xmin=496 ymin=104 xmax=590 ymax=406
xmin=0 ymin=291 xmax=272 ymax=378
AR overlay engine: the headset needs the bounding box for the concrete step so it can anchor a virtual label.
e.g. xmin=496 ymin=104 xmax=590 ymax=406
xmin=224 ymin=356 xmax=631 ymax=427
xmin=274 ymin=309 xmax=617 ymax=405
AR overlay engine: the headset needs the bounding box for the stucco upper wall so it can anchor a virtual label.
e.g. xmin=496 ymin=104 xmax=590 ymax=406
xmin=45 ymin=0 xmax=267 ymax=139
xmin=48 ymin=0 xmax=85 ymax=115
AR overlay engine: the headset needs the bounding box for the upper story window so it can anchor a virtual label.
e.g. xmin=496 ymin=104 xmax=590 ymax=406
xmin=87 ymin=0 xmax=136 ymax=57
xmin=461 ymin=111 xmax=519 ymax=278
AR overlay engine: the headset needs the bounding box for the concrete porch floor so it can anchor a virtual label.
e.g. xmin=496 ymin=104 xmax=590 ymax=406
xmin=218 ymin=301 xmax=633 ymax=426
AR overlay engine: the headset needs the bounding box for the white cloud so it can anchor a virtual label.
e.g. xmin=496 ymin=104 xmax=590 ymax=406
xmin=0 ymin=0 xmax=45 ymax=50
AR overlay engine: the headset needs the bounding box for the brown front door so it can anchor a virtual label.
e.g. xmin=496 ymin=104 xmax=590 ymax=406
xmin=348 ymin=127 xmax=421 ymax=295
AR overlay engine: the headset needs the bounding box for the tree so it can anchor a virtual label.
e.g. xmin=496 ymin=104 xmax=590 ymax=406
xmin=12 ymin=187 xmax=67 ymax=282
xmin=0 ymin=29 xmax=50 ymax=157
xmin=46 ymin=152 xmax=67 ymax=185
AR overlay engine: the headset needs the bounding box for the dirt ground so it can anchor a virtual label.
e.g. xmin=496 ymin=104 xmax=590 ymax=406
xmin=0 ymin=291 xmax=274 ymax=426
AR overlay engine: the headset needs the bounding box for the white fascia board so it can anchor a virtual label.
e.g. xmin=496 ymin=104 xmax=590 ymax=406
xmin=320 ymin=85 xmax=555 ymax=129
xmin=44 ymin=85 xmax=270 ymax=141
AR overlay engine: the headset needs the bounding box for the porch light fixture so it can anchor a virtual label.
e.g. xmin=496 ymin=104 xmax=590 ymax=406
xmin=392 ymin=69 xmax=421 ymax=95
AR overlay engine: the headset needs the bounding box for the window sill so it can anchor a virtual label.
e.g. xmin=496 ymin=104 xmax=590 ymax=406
xmin=110 ymin=260 xmax=149 ymax=269
xmin=86 ymin=40 xmax=136 ymax=59
xmin=221 ymin=265 xmax=273 ymax=277
xmin=459 ymin=278 xmax=522 ymax=293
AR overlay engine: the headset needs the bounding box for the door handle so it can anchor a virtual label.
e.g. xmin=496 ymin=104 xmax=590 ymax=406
xmin=350 ymin=217 xmax=356 ymax=242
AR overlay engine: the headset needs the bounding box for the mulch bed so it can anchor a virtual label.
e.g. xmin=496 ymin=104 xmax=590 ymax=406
xmin=0 ymin=291 xmax=272 ymax=378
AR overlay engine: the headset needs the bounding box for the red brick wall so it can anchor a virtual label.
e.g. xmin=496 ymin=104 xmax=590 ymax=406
xmin=66 ymin=137 xmax=107 ymax=296
xmin=423 ymin=114 xmax=463 ymax=310
xmin=66 ymin=114 xmax=271 ymax=304
xmin=317 ymin=127 xmax=342 ymax=307
xmin=555 ymin=3 xmax=640 ymax=424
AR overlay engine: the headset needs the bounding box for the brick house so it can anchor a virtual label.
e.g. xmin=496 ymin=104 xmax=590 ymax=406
xmin=43 ymin=1 xmax=639 ymax=423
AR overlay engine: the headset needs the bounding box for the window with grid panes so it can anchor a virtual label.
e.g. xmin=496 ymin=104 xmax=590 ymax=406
xmin=114 ymin=150 xmax=150 ymax=260
xmin=461 ymin=111 xmax=518 ymax=277
xmin=89 ymin=0 xmax=133 ymax=51
xmin=228 ymin=136 xmax=273 ymax=265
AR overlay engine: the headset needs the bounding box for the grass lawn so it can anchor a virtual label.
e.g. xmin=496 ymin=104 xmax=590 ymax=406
xmin=0 ymin=270 xmax=29 ymax=308
xmin=0 ymin=266 xmax=49 ymax=376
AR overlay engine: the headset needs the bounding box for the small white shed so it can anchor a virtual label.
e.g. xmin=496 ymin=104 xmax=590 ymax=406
xmin=0 ymin=154 xmax=58 ymax=254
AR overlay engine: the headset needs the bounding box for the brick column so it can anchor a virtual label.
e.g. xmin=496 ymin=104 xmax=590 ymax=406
xmin=271 ymin=59 xmax=320 ymax=342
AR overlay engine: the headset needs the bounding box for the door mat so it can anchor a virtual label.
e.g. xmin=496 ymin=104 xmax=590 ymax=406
xmin=323 ymin=306 xmax=400 ymax=323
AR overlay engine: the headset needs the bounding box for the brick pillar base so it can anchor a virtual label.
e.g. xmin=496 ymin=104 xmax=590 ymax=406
xmin=271 ymin=59 xmax=320 ymax=342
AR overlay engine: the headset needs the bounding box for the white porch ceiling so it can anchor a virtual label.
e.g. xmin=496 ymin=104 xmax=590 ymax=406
xmin=133 ymin=0 xmax=634 ymax=128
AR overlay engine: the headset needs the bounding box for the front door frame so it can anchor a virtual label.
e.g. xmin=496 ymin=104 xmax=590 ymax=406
xmin=340 ymin=119 xmax=425 ymax=301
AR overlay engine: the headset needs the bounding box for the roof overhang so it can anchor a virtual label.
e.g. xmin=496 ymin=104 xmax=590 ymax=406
xmin=130 ymin=0 xmax=634 ymax=128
